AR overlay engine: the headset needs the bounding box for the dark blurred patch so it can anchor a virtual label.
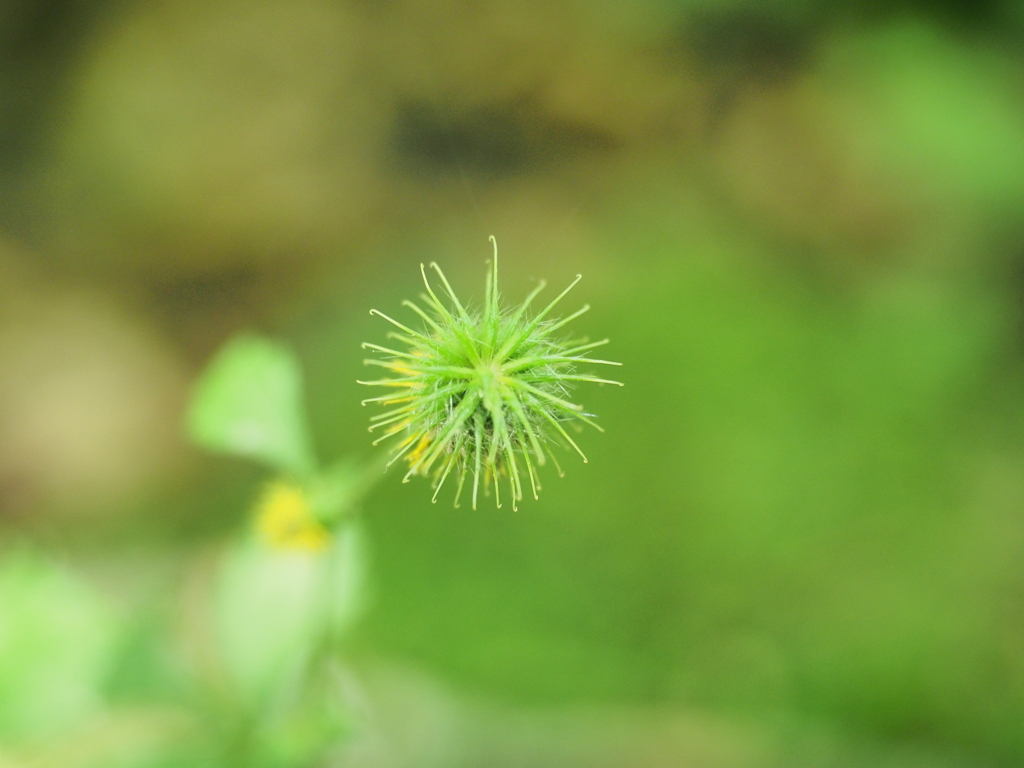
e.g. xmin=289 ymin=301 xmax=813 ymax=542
xmin=676 ymin=0 xmax=1016 ymax=108
xmin=0 ymin=0 xmax=88 ymax=55
xmin=0 ymin=0 xmax=102 ymax=173
xmin=0 ymin=463 xmax=40 ymax=522
xmin=682 ymin=9 xmax=815 ymax=88
xmin=989 ymin=224 xmax=1024 ymax=353
xmin=147 ymin=266 xmax=263 ymax=319
xmin=672 ymin=8 xmax=816 ymax=131
xmin=143 ymin=263 xmax=300 ymax=361
xmin=847 ymin=0 xmax=1010 ymax=30
xmin=393 ymin=97 xmax=619 ymax=178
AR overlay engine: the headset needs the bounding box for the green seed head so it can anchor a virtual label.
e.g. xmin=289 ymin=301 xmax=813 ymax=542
xmin=360 ymin=238 xmax=622 ymax=509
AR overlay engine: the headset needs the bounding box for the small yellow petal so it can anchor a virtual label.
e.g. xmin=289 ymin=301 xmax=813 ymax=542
xmin=254 ymin=480 xmax=330 ymax=552
xmin=406 ymin=433 xmax=433 ymax=468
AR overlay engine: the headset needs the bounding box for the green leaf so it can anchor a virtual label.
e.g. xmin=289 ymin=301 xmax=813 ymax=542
xmin=187 ymin=335 xmax=316 ymax=477
xmin=0 ymin=550 xmax=118 ymax=745
xmin=213 ymin=526 xmax=367 ymax=705
xmin=214 ymin=542 xmax=323 ymax=704
xmin=325 ymin=522 xmax=368 ymax=638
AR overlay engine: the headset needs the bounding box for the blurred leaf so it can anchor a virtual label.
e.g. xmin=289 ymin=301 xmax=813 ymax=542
xmin=214 ymin=543 xmax=322 ymax=704
xmin=103 ymin=610 xmax=185 ymax=705
xmin=213 ymin=524 xmax=367 ymax=706
xmin=0 ymin=551 xmax=117 ymax=745
xmin=326 ymin=522 xmax=369 ymax=639
xmin=187 ymin=335 xmax=316 ymax=478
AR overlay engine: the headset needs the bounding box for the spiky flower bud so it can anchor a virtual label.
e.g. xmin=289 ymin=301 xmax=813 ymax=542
xmin=360 ymin=238 xmax=622 ymax=509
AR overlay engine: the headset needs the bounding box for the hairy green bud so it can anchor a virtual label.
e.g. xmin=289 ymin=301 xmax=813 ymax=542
xmin=360 ymin=238 xmax=621 ymax=509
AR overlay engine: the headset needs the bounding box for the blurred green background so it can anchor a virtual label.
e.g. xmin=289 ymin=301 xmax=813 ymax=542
xmin=4 ymin=0 xmax=1024 ymax=765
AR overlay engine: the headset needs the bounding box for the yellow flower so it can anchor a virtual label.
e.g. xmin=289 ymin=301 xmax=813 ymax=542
xmin=255 ymin=480 xmax=330 ymax=552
